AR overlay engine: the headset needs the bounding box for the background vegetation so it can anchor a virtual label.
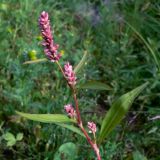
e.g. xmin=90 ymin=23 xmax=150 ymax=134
xmin=0 ymin=0 xmax=160 ymax=159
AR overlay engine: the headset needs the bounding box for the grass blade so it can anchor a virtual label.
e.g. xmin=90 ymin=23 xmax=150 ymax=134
xmin=125 ymin=21 xmax=160 ymax=70
xmin=74 ymin=51 xmax=88 ymax=74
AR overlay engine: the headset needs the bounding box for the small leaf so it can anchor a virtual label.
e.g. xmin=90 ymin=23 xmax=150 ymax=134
xmin=23 ymin=58 xmax=47 ymax=65
xmin=74 ymin=51 xmax=88 ymax=73
xmin=16 ymin=111 xmax=76 ymax=123
xmin=55 ymin=123 xmax=85 ymax=138
xmin=98 ymin=82 xmax=148 ymax=144
xmin=3 ymin=132 xmax=16 ymax=147
xmin=54 ymin=142 xmax=77 ymax=160
xmin=3 ymin=132 xmax=15 ymax=141
xmin=7 ymin=140 xmax=16 ymax=147
xmin=16 ymin=133 xmax=23 ymax=141
xmin=133 ymin=151 xmax=147 ymax=160
xmin=79 ymin=80 xmax=111 ymax=90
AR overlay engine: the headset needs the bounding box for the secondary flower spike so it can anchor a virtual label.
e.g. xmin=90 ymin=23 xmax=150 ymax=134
xmin=88 ymin=122 xmax=97 ymax=134
xmin=39 ymin=11 xmax=61 ymax=62
xmin=64 ymin=104 xmax=76 ymax=118
xmin=64 ymin=62 xmax=77 ymax=85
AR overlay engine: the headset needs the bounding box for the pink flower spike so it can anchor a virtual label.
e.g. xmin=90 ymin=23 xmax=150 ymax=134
xmin=64 ymin=104 xmax=76 ymax=118
xmin=64 ymin=62 xmax=77 ymax=85
xmin=87 ymin=122 xmax=97 ymax=134
xmin=39 ymin=11 xmax=61 ymax=62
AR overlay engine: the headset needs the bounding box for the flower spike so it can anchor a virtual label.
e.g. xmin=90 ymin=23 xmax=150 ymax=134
xmin=39 ymin=11 xmax=61 ymax=62
xmin=64 ymin=62 xmax=77 ymax=86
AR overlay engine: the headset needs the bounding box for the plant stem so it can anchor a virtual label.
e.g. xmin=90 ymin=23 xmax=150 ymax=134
xmin=56 ymin=61 xmax=101 ymax=160
xmin=80 ymin=124 xmax=101 ymax=160
xmin=73 ymin=89 xmax=82 ymax=125
xmin=72 ymin=88 xmax=101 ymax=160
xmin=56 ymin=61 xmax=66 ymax=78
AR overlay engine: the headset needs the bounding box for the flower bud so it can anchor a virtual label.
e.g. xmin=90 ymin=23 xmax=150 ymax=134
xmin=87 ymin=122 xmax=97 ymax=134
xmin=64 ymin=104 xmax=76 ymax=118
xmin=64 ymin=62 xmax=77 ymax=85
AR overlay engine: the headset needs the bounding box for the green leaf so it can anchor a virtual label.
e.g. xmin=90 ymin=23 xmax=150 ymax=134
xmin=7 ymin=140 xmax=16 ymax=147
xmin=98 ymin=82 xmax=148 ymax=144
xmin=74 ymin=51 xmax=88 ymax=73
xmin=133 ymin=151 xmax=147 ymax=160
xmin=55 ymin=123 xmax=85 ymax=138
xmin=16 ymin=133 xmax=23 ymax=141
xmin=54 ymin=142 xmax=77 ymax=160
xmin=3 ymin=132 xmax=15 ymax=141
xmin=79 ymin=80 xmax=111 ymax=90
xmin=3 ymin=132 xmax=16 ymax=147
xmin=16 ymin=112 xmax=84 ymax=137
xmin=16 ymin=111 xmax=76 ymax=123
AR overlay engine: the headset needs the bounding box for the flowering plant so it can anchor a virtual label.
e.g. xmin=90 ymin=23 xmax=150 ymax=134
xmin=16 ymin=11 xmax=148 ymax=159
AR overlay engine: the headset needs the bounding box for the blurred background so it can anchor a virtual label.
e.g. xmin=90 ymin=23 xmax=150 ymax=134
xmin=0 ymin=0 xmax=160 ymax=159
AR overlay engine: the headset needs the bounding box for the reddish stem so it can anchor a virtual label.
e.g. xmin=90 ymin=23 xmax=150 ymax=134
xmin=73 ymin=90 xmax=82 ymax=125
xmin=56 ymin=62 xmax=101 ymax=160
xmin=72 ymin=89 xmax=101 ymax=160
xmin=80 ymin=125 xmax=101 ymax=160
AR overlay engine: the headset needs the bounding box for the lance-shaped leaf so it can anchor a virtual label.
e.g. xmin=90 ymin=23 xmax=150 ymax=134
xmin=98 ymin=82 xmax=148 ymax=144
xmin=55 ymin=123 xmax=85 ymax=138
xmin=74 ymin=51 xmax=88 ymax=74
xmin=16 ymin=111 xmax=85 ymax=137
xmin=79 ymin=80 xmax=111 ymax=90
xmin=16 ymin=111 xmax=76 ymax=123
xmin=23 ymin=58 xmax=47 ymax=65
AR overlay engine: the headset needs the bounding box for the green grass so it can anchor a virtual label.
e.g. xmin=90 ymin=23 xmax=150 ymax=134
xmin=0 ymin=0 xmax=160 ymax=159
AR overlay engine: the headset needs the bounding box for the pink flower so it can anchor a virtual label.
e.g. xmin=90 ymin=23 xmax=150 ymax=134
xmin=64 ymin=62 xmax=77 ymax=85
xmin=64 ymin=104 xmax=76 ymax=118
xmin=39 ymin=11 xmax=61 ymax=62
xmin=87 ymin=122 xmax=97 ymax=134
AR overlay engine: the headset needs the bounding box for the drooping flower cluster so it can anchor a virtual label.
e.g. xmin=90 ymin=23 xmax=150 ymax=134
xmin=64 ymin=104 xmax=76 ymax=118
xmin=39 ymin=11 xmax=61 ymax=62
xmin=64 ymin=62 xmax=77 ymax=85
xmin=87 ymin=122 xmax=97 ymax=134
